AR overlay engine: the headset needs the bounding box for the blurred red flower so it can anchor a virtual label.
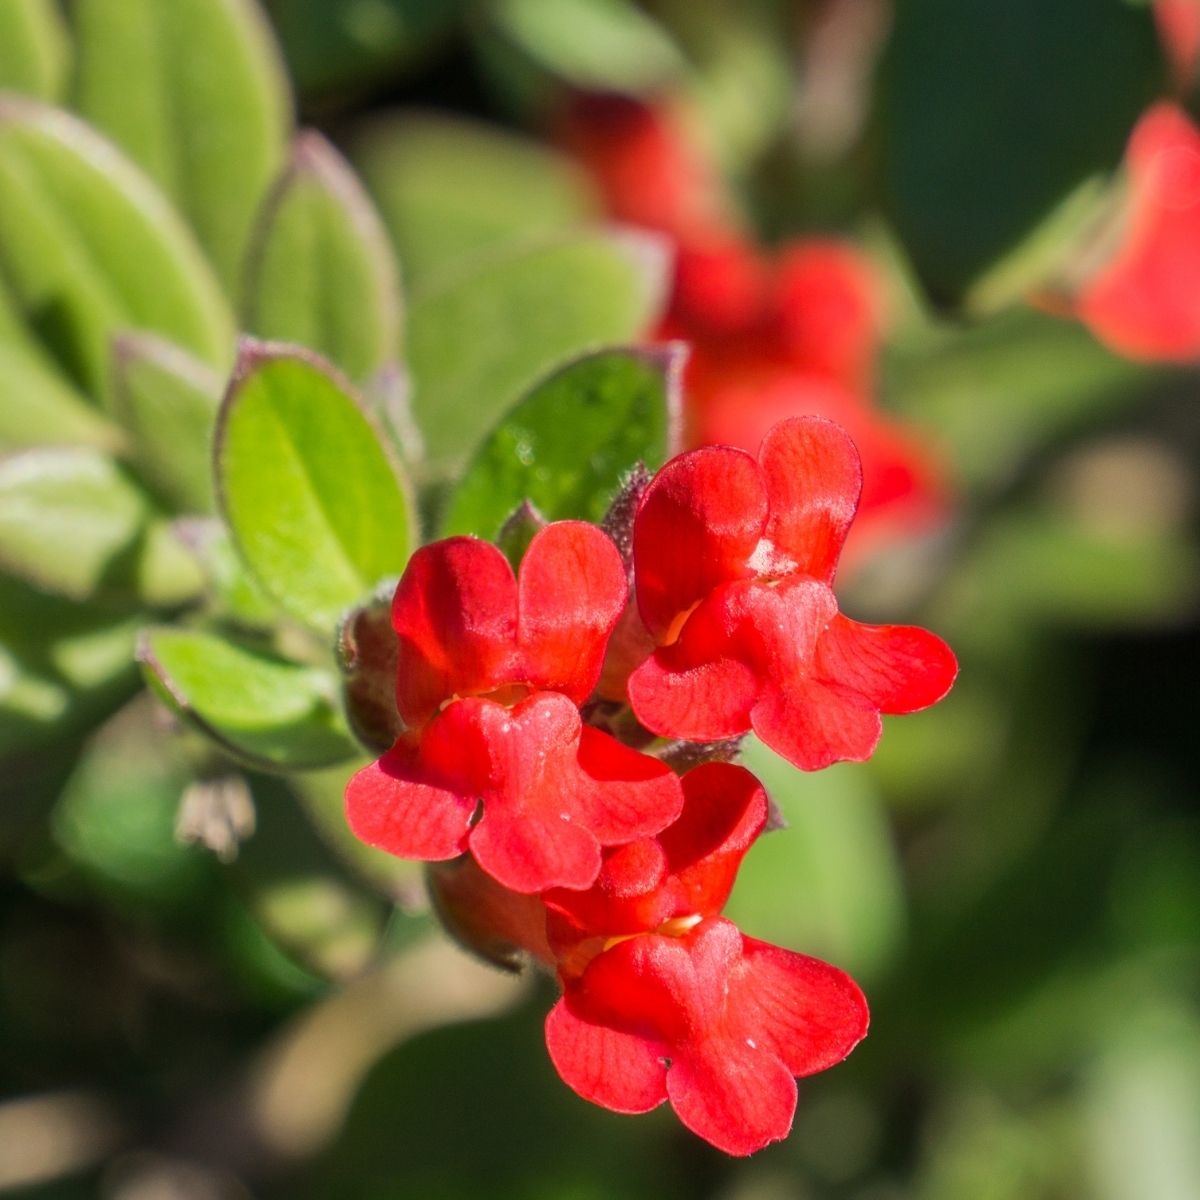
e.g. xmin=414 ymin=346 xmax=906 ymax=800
xmin=558 ymin=92 xmax=947 ymax=555
xmin=1075 ymin=102 xmax=1200 ymax=360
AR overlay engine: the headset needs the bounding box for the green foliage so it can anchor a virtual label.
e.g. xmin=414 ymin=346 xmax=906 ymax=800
xmin=215 ymin=342 xmax=415 ymax=631
xmin=243 ymin=132 xmax=402 ymax=383
xmin=407 ymin=232 xmax=669 ymax=474
xmin=68 ymin=0 xmax=291 ymax=289
xmin=0 ymin=446 xmax=203 ymax=606
xmin=0 ymin=97 xmax=234 ymax=396
xmin=138 ymin=626 xmax=358 ymax=770
xmin=353 ymin=112 xmax=595 ymax=293
xmin=0 ymin=0 xmax=68 ymax=99
xmin=111 ymin=333 xmax=222 ymax=514
xmin=443 ymin=345 xmax=680 ymax=537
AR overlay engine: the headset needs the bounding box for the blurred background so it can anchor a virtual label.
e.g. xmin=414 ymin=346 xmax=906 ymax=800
xmin=2 ymin=1 xmax=1199 ymax=1197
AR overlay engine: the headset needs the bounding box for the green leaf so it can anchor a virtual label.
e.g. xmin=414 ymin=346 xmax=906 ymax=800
xmin=215 ymin=341 xmax=415 ymax=630
xmin=352 ymin=111 xmax=595 ymax=293
xmin=724 ymin=737 xmax=906 ymax=981
xmin=52 ymin=700 xmax=212 ymax=910
xmin=111 ymin=333 xmax=222 ymax=514
xmin=443 ymin=345 xmax=680 ymax=538
xmin=879 ymin=0 xmax=1162 ymax=304
xmin=68 ymin=0 xmax=291 ymax=289
xmin=0 ymin=573 xmax=141 ymax=757
xmin=235 ymin=774 xmax=392 ymax=980
xmin=0 ymin=97 xmax=234 ymax=397
xmin=138 ymin=626 xmax=359 ymax=770
xmin=0 ymin=446 xmax=204 ymax=606
xmin=243 ymin=131 xmax=401 ymax=383
xmin=407 ymin=231 xmax=669 ymax=474
xmin=0 ymin=0 xmax=69 ymax=99
xmin=0 ymin=317 xmax=122 ymax=451
xmin=484 ymin=0 xmax=685 ymax=96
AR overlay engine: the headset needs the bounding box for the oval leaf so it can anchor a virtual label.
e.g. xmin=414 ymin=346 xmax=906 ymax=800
xmin=0 ymin=446 xmax=204 ymax=606
xmin=352 ymin=111 xmax=595 ymax=293
xmin=407 ymin=230 xmax=670 ymax=474
xmin=243 ymin=131 xmax=402 ymax=383
xmin=0 ymin=98 xmax=234 ymax=396
xmin=69 ymin=0 xmax=291 ymax=289
xmin=215 ymin=341 xmax=415 ymax=630
xmin=443 ymin=344 xmax=681 ymax=537
xmin=112 ymin=333 xmax=222 ymax=514
xmin=138 ymin=626 xmax=359 ymax=770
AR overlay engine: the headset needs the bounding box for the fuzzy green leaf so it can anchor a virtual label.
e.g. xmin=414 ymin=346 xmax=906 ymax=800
xmin=443 ymin=345 xmax=680 ymax=537
xmin=0 ymin=98 xmax=234 ymax=397
xmin=407 ymin=231 xmax=669 ymax=475
xmin=138 ymin=627 xmax=359 ymax=770
xmin=0 ymin=446 xmax=204 ymax=606
xmin=69 ymin=0 xmax=291 ymax=289
xmin=243 ymin=131 xmax=401 ymax=383
xmin=215 ymin=341 xmax=415 ymax=631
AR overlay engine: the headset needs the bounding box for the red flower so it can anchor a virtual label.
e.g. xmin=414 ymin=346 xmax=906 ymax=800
xmin=345 ymin=523 xmax=684 ymax=892
xmin=1074 ymin=102 xmax=1200 ymax=361
xmin=626 ymin=417 xmax=957 ymax=771
xmin=542 ymin=762 xmax=869 ymax=1156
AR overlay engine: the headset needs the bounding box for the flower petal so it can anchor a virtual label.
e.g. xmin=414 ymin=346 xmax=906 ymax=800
xmin=758 ymin=417 xmax=862 ymax=583
xmin=573 ymin=725 xmax=685 ymax=844
xmin=628 ymin=578 xmax=835 ymax=742
xmin=343 ymin=740 xmax=475 ymax=862
xmin=518 ymin=521 xmax=628 ymax=703
xmin=469 ymin=806 xmax=602 ymax=895
xmin=751 ymin=679 xmax=883 ymax=772
xmin=659 ymin=762 xmax=768 ymax=916
xmin=814 ymin=614 xmax=958 ymax=714
xmin=729 ymin=937 xmax=870 ymax=1078
xmin=634 ymin=445 xmax=767 ymax=639
xmin=452 ymin=693 xmax=600 ymax=892
xmin=545 ymin=996 xmax=668 ymax=1115
xmin=391 ymin=537 xmax=518 ymax=727
xmin=666 ymin=1035 xmax=798 ymax=1157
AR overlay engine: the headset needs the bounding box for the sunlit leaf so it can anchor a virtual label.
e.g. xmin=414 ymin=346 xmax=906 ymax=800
xmin=0 ymin=98 xmax=234 ymax=396
xmin=69 ymin=0 xmax=291 ymax=288
xmin=214 ymin=341 xmax=415 ymax=630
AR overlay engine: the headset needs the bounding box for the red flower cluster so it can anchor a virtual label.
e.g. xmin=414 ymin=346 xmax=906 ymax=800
xmin=344 ymin=417 xmax=955 ymax=1155
xmin=558 ymin=92 xmax=947 ymax=560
